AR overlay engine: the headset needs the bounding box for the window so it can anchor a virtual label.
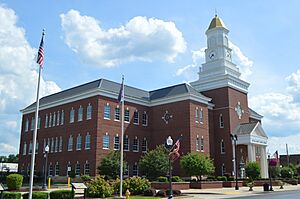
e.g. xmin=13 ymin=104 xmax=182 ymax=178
xmin=76 ymin=134 xmax=82 ymax=151
xmin=219 ymin=114 xmax=224 ymax=128
xmin=59 ymin=136 xmax=63 ymax=152
xmin=37 ymin=117 xmax=41 ymax=129
xmin=221 ymin=164 xmax=225 ymax=176
xmin=29 ymin=141 xmax=32 ymax=154
xmin=133 ymin=163 xmax=138 ymax=176
xmin=221 ymin=140 xmax=225 ymax=154
xmin=124 ymin=109 xmax=130 ymax=122
xmin=133 ymin=111 xmax=139 ymax=125
xmin=103 ymin=133 xmax=109 ymax=149
xmin=53 ymin=112 xmax=56 ymax=126
xmin=114 ymin=107 xmax=120 ymax=121
xmin=78 ymin=106 xmax=83 ymax=121
xmin=55 ymin=137 xmax=58 ymax=152
xmin=133 ymin=137 xmax=139 ymax=152
xmin=196 ymin=136 xmax=200 ymax=151
xmin=51 ymin=137 xmax=54 ymax=153
xmin=68 ymin=135 xmax=73 ymax=151
xmin=84 ymin=161 xmax=90 ymax=176
xmin=61 ymin=110 xmax=64 ymax=125
xmin=55 ymin=162 xmax=60 ymax=176
xmin=124 ymin=136 xmax=129 ymax=151
xmin=87 ymin=104 xmax=92 ymax=120
xmin=25 ymin=118 xmax=29 ymax=132
xmin=36 ymin=142 xmax=39 ymax=153
xmin=114 ymin=136 xmax=120 ymax=150
xmin=75 ymin=162 xmax=80 ymax=176
xmin=67 ymin=163 xmax=72 ymax=176
xmin=70 ymin=108 xmax=74 ymax=123
xmin=142 ymin=138 xmax=147 ymax=153
xmin=104 ymin=104 xmax=110 ymax=119
xmin=45 ymin=114 xmax=48 ymax=128
xmin=49 ymin=164 xmax=53 ymax=176
xmin=142 ymin=112 xmax=148 ymax=126
xmin=43 ymin=139 xmax=46 ymax=153
xmin=57 ymin=111 xmax=60 ymax=126
xmin=31 ymin=117 xmax=35 ymax=130
xmin=123 ymin=163 xmax=129 ymax=176
xmin=85 ymin=133 xmax=91 ymax=150
xmin=200 ymin=109 xmax=203 ymax=123
xmin=195 ymin=108 xmax=199 ymax=122
xmin=49 ymin=113 xmax=52 ymax=127
xmin=201 ymin=136 xmax=204 ymax=151
xmin=23 ymin=142 xmax=27 ymax=155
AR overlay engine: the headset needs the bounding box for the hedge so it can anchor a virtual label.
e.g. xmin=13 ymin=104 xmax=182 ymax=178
xmin=2 ymin=192 xmax=21 ymax=199
xmin=49 ymin=190 xmax=74 ymax=199
xmin=22 ymin=192 xmax=48 ymax=199
xmin=6 ymin=174 xmax=23 ymax=190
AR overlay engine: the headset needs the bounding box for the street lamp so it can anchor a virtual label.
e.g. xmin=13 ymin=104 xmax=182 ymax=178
xmin=42 ymin=145 xmax=49 ymax=190
xmin=166 ymin=136 xmax=173 ymax=199
xmin=230 ymin=134 xmax=239 ymax=190
xmin=268 ymin=154 xmax=274 ymax=191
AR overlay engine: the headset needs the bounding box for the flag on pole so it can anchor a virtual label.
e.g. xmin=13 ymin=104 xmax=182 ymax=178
xmin=118 ymin=76 xmax=124 ymax=103
xmin=36 ymin=31 xmax=45 ymax=67
xmin=269 ymin=150 xmax=279 ymax=166
xmin=169 ymin=139 xmax=180 ymax=161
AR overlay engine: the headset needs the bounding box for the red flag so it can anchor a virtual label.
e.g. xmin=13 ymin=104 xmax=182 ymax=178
xmin=169 ymin=139 xmax=180 ymax=161
xmin=36 ymin=31 xmax=45 ymax=67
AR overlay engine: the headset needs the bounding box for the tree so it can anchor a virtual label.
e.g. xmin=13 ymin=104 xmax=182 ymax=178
xmin=139 ymin=145 xmax=169 ymax=181
xmin=180 ymin=153 xmax=215 ymax=181
xmin=7 ymin=154 xmax=18 ymax=163
xmin=245 ymin=162 xmax=260 ymax=181
xmin=98 ymin=151 xmax=126 ymax=179
xmin=281 ymin=166 xmax=294 ymax=178
xmin=295 ymin=164 xmax=300 ymax=176
xmin=270 ymin=166 xmax=281 ymax=178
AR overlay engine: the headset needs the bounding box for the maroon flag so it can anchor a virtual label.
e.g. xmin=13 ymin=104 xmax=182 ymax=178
xmin=169 ymin=139 xmax=180 ymax=161
xmin=269 ymin=150 xmax=279 ymax=166
xmin=36 ymin=31 xmax=45 ymax=67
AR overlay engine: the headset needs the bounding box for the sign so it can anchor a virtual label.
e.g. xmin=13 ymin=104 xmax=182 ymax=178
xmin=71 ymin=183 xmax=87 ymax=189
xmin=0 ymin=183 xmax=4 ymax=191
xmin=67 ymin=166 xmax=71 ymax=171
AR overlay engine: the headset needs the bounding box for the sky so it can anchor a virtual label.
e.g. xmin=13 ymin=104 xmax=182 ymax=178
xmin=1 ymin=0 xmax=300 ymax=156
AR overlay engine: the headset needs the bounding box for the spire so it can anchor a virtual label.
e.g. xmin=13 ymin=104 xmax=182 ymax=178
xmin=207 ymin=15 xmax=226 ymax=30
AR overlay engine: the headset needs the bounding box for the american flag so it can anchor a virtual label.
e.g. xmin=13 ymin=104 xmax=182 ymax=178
xmin=118 ymin=76 xmax=125 ymax=103
xmin=36 ymin=31 xmax=45 ymax=67
xmin=269 ymin=150 xmax=279 ymax=166
xmin=169 ymin=139 xmax=180 ymax=161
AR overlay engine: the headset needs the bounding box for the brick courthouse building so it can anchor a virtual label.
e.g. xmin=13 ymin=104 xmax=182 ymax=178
xmin=18 ymin=15 xmax=269 ymax=178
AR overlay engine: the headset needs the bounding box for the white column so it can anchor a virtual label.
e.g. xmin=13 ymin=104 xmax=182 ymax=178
xmin=260 ymin=146 xmax=268 ymax=178
xmin=247 ymin=144 xmax=255 ymax=162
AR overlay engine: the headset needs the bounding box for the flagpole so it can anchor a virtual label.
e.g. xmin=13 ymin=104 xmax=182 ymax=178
xmin=119 ymin=76 xmax=125 ymax=197
xmin=29 ymin=30 xmax=44 ymax=199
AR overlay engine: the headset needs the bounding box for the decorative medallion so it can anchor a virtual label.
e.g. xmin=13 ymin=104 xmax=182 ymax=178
xmin=235 ymin=101 xmax=244 ymax=119
xmin=162 ymin=110 xmax=173 ymax=124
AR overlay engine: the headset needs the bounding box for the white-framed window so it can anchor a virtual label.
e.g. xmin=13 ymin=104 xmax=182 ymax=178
xmin=133 ymin=162 xmax=138 ymax=176
xmin=196 ymin=136 xmax=200 ymax=151
xmin=114 ymin=136 xmax=120 ymax=150
xmin=195 ymin=108 xmax=199 ymax=122
xmin=61 ymin=110 xmax=64 ymax=125
xmin=124 ymin=136 xmax=129 ymax=151
xmin=87 ymin=103 xmax=92 ymax=120
xmin=49 ymin=113 xmax=52 ymax=127
xmin=84 ymin=161 xmax=90 ymax=176
xmin=49 ymin=163 xmax=53 ymax=176
xmin=123 ymin=163 xmax=129 ymax=176
xmin=51 ymin=137 xmax=54 ymax=153
xmin=36 ymin=141 xmax=39 ymax=153
xmin=67 ymin=163 xmax=72 ymax=176
xmin=125 ymin=109 xmax=130 ymax=122
xmin=29 ymin=141 xmax=33 ymax=154
xmin=70 ymin=108 xmax=74 ymax=123
xmin=133 ymin=137 xmax=139 ymax=152
xmin=53 ymin=112 xmax=56 ymax=127
xmin=55 ymin=137 xmax=58 ymax=152
xmin=201 ymin=136 xmax=204 ymax=151
xmin=142 ymin=138 xmax=147 ymax=153
xmin=23 ymin=142 xmax=27 ymax=155
xmin=68 ymin=135 xmax=73 ymax=151
xmin=142 ymin=112 xmax=148 ymax=126
xmin=55 ymin=162 xmax=60 ymax=176
xmin=75 ymin=162 xmax=80 ymax=176
xmin=43 ymin=139 xmax=46 ymax=153
xmin=219 ymin=114 xmax=224 ymax=128
xmin=78 ymin=106 xmax=83 ymax=121
xmin=221 ymin=163 xmax=226 ymax=176
xmin=200 ymin=109 xmax=203 ymax=123
xmin=85 ymin=133 xmax=91 ymax=150
xmin=25 ymin=118 xmax=29 ymax=132
xmin=221 ymin=139 xmax=225 ymax=154
xmin=45 ymin=114 xmax=48 ymax=128
xmin=114 ymin=107 xmax=120 ymax=121
xmin=57 ymin=111 xmax=60 ymax=126
xmin=104 ymin=104 xmax=110 ymax=119
xmin=59 ymin=136 xmax=63 ymax=152
xmin=103 ymin=133 xmax=109 ymax=149
xmin=37 ymin=117 xmax=41 ymax=129
xmin=31 ymin=117 xmax=35 ymax=130
xmin=76 ymin=134 xmax=82 ymax=151
xmin=133 ymin=111 xmax=139 ymax=125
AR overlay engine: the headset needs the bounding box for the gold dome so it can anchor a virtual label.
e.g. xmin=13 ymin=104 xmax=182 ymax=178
xmin=208 ymin=15 xmax=226 ymax=30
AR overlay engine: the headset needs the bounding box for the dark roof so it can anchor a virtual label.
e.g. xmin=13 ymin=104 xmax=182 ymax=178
xmin=249 ymin=108 xmax=263 ymax=119
xmin=232 ymin=122 xmax=258 ymax=135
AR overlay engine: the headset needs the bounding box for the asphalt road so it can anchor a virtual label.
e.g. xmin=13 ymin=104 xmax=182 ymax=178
xmin=234 ymin=189 xmax=300 ymax=199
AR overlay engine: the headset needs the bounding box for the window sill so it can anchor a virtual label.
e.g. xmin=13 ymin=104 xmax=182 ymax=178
xmin=103 ymin=147 xmax=109 ymax=150
xmin=114 ymin=119 xmax=120 ymax=122
xmin=133 ymin=150 xmax=139 ymax=152
xmin=133 ymin=123 xmax=139 ymax=125
xmin=104 ymin=118 xmax=111 ymax=120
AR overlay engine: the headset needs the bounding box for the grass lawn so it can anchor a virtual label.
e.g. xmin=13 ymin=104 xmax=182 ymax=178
xmin=107 ymin=197 xmax=157 ymax=199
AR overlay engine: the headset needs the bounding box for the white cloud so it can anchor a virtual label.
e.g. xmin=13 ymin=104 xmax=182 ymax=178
xmin=286 ymin=69 xmax=300 ymax=93
xmin=60 ymin=10 xmax=186 ymax=67
xmin=0 ymin=5 xmax=61 ymax=155
xmin=268 ymin=134 xmax=300 ymax=155
xmin=0 ymin=143 xmax=17 ymax=155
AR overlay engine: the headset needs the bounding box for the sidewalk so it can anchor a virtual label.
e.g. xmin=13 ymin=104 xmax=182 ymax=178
xmin=180 ymin=185 xmax=300 ymax=199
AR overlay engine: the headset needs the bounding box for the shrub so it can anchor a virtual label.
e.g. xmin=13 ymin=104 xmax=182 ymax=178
xmin=49 ymin=190 xmax=74 ymax=199
xmin=281 ymin=167 xmax=294 ymax=178
xmin=2 ymin=192 xmax=22 ymax=199
xmin=217 ymin=176 xmax=227 ymax=181
xmin=206 ymin=176 xmax=215 ymax=181
xmin=166 ymin=189 xmax=181 ymax=196
xmin=172 ymin=176 xmax=182 ymax=182
xmin=123 ymin=176 xmax=150 ymax=195
xmin=245 ymin=162 xmax=261 ymax=180
xmin=143 ymin=188 xmax=156 ymax=196
xmin=22 ymin=192 xmax=48 ymax=199
xmin=6 ymin=174 xmax=23 ymax=190
xmin=81 ymin=175 xmax=91 ymax=183
xmin=156 ymin=190 xmax=166 ymax=197
xmin=86 ymin=176 xmax=114 ymax=198
xmin=228 ymin=176 xmax=234 ymax=181
xmin=157 ymin=176 xmax=168 ymax=182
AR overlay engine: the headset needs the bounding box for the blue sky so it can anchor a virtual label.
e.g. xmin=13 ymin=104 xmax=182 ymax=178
xmin=1 ymin=0 xmax=300 ymax=156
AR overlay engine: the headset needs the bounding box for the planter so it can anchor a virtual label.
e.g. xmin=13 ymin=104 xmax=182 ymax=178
xmin=222 ymin=181 xmax=243 ymax=187
xmin=151 ymin=182 xmax=190 ymax=190
xmin=190 ymin=181 xmax=223 ymax=189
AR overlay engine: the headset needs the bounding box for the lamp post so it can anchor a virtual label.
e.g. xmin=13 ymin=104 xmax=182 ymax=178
xmin=42 ymin=145 xmax=49 ymax=190
xmin=230 ymin=134 xmax=239 ymax=190
xmin=166 ymin=136 xmax=173 ymax=199
xmin=268 ymin=154 xmax=273 ymax=191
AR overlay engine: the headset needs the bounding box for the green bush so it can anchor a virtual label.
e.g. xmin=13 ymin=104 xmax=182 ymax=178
xmin=217 ymin=176 xmax=227 ymax=181
xmin=123 ymin=176 xmax=151 ymax=195
xmin=3 ymin=192 xmax=21 ymax=199
xmin=6 ymin=174 xmax=23 ymax=190
xmin=172 ymin=176 xmax=182 ymax=182
xmin=245 ymin=162 xmax=261 ymax=181
xmin=157 ymin=176 xmax=168 ymax=182
xmin=22 ymin=192 xmax=48 ymax=199
xmin=228 ymin=176 xmax=234 ymax=181
xmin=86 ymin=176 xmax=114 ymax=198
xmin=143 ymin=188 xmax=156 ymax=196
xmin=206 ymin=176 xmax=215 ymax=181
xmin=281 ymin=167 xmax=294 ymax=178
xmin=49 ymin=190 xmax=74 ymax=199
xmin=81 ymin=175 xmax=91 ymax=183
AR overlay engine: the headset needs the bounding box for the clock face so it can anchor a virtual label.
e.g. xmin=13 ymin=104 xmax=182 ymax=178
xmin=209 ymin=51 xmax=216 ymax=60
